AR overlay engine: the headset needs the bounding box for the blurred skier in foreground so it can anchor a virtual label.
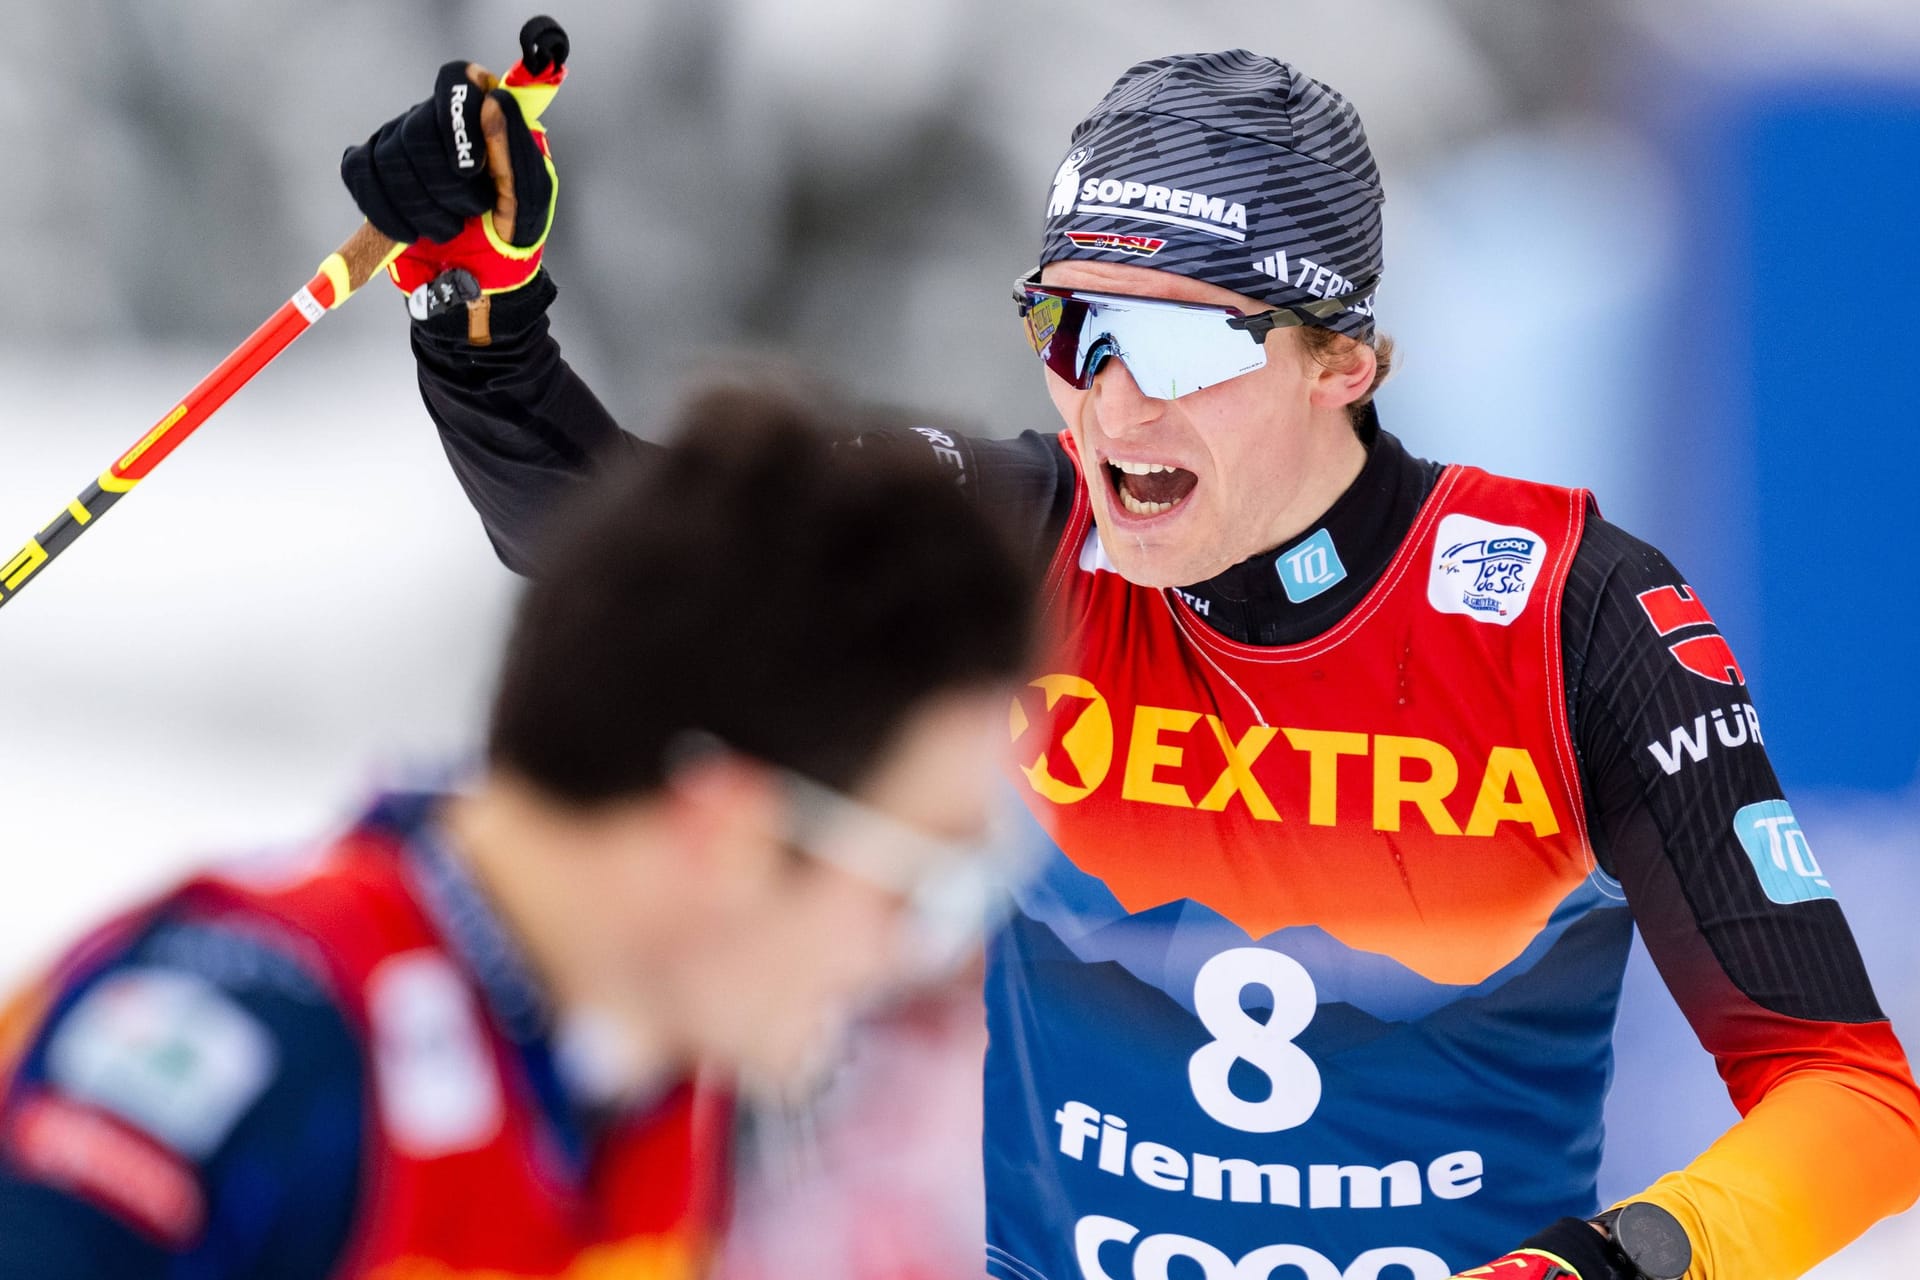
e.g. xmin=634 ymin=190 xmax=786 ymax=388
xmin=0 ymin=389 xmax=1033 ymax=1278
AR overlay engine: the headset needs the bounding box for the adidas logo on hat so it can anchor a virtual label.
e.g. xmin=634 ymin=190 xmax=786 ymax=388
xmin=1252 ymin=250 xmax=1369 ymax=308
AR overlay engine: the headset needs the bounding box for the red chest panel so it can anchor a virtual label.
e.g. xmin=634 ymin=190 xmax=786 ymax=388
xmin=179 ymin=833 xmax=729 ymax=1280
xmin=1013 ymin=454 xmax=1597 ymax=984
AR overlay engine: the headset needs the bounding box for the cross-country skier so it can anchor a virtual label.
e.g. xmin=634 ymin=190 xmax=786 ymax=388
xmin=338 ymin=49 xmax=1920 ymax=1280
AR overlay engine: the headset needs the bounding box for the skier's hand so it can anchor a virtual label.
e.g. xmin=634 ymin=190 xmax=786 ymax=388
xmin=1454 ymin=1204 xmax=1692 ymax=1280
xmin=1451 ymin=1219 xmax=1628 ymax=1280
xmin=340 ymin=59 xmax=557 ymax=296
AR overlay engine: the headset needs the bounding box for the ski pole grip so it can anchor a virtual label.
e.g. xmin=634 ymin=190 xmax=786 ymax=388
xmin=497 ymin=14 xmax=570 ymax=126
xmin=481 ymin=16 xmax=569 ymax=248
xmin=315 ymin=17 xmax=568 ymax=311
xmin=519 ymin=15 xmax=569 ymax=76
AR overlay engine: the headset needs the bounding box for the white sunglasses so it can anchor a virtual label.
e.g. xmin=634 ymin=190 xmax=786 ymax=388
xmin=1013 ymin=269 xmax=1375 ymax=399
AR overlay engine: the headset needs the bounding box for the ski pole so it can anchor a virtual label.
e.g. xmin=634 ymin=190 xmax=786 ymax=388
xmin=0 ymin=15 xmax=569 ymax=613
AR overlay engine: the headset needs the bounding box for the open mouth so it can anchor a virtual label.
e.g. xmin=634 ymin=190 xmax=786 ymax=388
xmin=1105 ymin=459 xmax=1198 ymax=518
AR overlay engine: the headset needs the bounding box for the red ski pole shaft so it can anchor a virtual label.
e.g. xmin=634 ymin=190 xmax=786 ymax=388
xmin=0 ymin=15 xmax=569 ymax=613
xmin=0 ymin=224 xmax=398 ymax=610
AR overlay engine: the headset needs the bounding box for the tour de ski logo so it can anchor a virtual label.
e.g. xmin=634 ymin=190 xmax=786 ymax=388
xmin=1426 ymin=514 xmax=1545 ymax=626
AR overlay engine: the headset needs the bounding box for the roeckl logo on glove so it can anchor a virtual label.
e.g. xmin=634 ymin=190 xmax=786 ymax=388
xmin=449 ymin=83 xmax=476 ymax=170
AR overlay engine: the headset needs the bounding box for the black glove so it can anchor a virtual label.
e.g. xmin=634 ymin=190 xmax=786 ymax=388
xmin=1454 ymin=1207 xmax=1691 ymax=1280
xmin=341 ymin=60 xmax=553 ymax=248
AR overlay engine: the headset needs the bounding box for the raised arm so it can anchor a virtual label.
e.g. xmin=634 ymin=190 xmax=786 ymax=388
xmin=341 ymin=63 xmax=1077 ymax=578
xmin=335 ymin=56 xmax=647 ymax=573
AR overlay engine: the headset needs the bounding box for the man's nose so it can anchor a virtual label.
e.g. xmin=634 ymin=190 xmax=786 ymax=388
xmin=1089 ymin=354 xmax=1167 ymax=438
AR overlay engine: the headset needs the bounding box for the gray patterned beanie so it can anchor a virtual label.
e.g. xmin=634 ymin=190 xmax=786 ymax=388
xmin=1039 ymin=51 xmax=1385 ymax=343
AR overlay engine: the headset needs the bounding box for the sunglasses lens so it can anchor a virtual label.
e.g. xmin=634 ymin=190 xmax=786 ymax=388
xmin=1022 ymin=292 xmax=1062 ymax=354
xmin=1022 ymin=291 xmax=1091 ymax=387
xmin=1018 ymin=287 xmax=1266 ymax=397
xmin=1104 ymin=304 xmax=1268 ymax=399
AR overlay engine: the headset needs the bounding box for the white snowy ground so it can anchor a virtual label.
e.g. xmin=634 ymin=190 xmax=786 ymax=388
xmin=0 ymin=331 xmax=516 ymax=978
xmin=1 ymin=335 xmax=1914 ymax=1274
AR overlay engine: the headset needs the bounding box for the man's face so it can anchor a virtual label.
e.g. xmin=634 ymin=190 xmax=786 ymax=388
xmin=1037 ymin=260 xmax=1368 ymax=588
xmin=677 ymin=689 xmax=1010 ymax=1096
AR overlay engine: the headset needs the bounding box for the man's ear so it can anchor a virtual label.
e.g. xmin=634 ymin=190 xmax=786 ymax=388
xmin=663 ymin=751 xmax=789 ymax=895
xmin=1306 ymin=335 xmax=1378 ymax=412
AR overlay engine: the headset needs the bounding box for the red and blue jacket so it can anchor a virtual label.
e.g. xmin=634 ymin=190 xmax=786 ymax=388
xmin=0 ymin=791 xmax=731 ymax=1279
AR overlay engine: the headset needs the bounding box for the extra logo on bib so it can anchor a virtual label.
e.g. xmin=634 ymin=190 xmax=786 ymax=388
xmin=1427 ymin=514 xmax=1546 ymax=626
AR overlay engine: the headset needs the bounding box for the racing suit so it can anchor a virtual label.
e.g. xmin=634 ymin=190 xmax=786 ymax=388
xmin=0 ymin=790 xmax=731 ymax=1278
xmin=410 ymin=275 xmax=1919 ymax=1279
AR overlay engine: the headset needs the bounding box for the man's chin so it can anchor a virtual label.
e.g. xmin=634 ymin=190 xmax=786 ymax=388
xmin=1087 ymin=509 xmax=1224 ymax=590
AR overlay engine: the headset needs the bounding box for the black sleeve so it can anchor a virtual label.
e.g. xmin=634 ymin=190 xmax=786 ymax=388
xmin=1564 ymin=510 xmax=1884 ymax=1025
xmin=839 ymin=425 xmax=1078 ymax=569
xmin=412 ymin=272 xmax=645 ymax=574
xmin=411 ymin=272 xmax=1078 ymax=576
xmin=0 ymin=918 xmax=365 ymax=1280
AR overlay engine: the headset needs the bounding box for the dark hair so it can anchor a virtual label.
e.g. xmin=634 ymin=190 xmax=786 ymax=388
xmin=488 ymin=386 xmax=1034 ymax=804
